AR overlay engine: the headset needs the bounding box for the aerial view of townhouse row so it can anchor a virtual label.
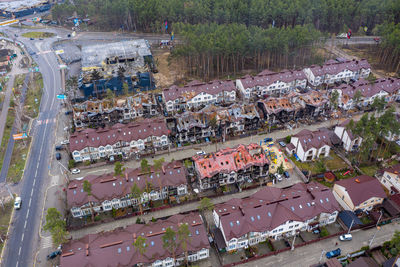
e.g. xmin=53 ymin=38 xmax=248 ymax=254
xmin=0 ymin=1 xmax=400 ymax=267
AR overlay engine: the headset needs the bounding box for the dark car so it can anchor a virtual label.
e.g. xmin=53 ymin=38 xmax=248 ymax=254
xmin=326 ymin=248 xmax=341 ymax=259
xmin=30 ymin=37 xmax=34 ymax=40
xmin=264 ymin=137 xmax=273 ymax=143
xmin=47 ymin=250 xmax=61 ymax=260
xmin=67 ymin=34 xmax=71 ymax=38
xmin=283 ymin=171 xmax=290 ymax=178
xmin=65 ymin=110 xmax=72 ymax=115
xmin=39 ymin=38 xmax=43 ymax=40
xmin=55 ymin=145 xmax=63 ymax=151
xmin=284 ymin=240 xmax=291 ymax=247
xmin=56 ymin=152 xmax=61 ymax=160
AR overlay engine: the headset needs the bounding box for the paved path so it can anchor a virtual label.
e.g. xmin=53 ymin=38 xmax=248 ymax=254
xmin=240 ymin=222 xmax=400 ymax=267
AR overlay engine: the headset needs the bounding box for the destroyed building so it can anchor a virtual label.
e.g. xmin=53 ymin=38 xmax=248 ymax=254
xmin=72 ymin=94 xmax=159 ymax=129
xmin=0 ymin=0 xmax=51 ymax=18
xmin=79 ymin=40 xmax=155 ymax=98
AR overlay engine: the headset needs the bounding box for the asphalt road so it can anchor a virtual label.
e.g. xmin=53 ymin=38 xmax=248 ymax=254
xmin=0 ymin=28 xmax=62 ymax=267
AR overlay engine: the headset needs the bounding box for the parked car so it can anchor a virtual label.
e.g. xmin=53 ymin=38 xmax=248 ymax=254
xmin=55 ymin=145 xmax=63 ymax=151
xmin=283 ymin=171 xmax=290 ymax=178
xmin=339 ymin=234 xmax=352 ymax=241
xmin=65 ymin=110 xmax=72 ymax=115
xmin=326 ymin=248 xmax=341 ymax=259
xmin=275 ymin=173 xmax=283 ymax=181
xmin=30 ymin=37 xmax=34 ymax=40
xmin=61 ymin=140 xmax=69 ymax=145
xmin=196 ymin=151 xmax=206 ymax=155
xmin=47 ymin=250 xmax=61 ymax=260
xmin=312 ymin=229 xmax=320 ymax=234
xmin=39 ymin=38 xmax=43 ymax=40
xmin=71 ymin=168 xmax=80 ymax=174
xmin=14 ymin=196 xmax=21 ymax=210
xmin=264 ymin=137 xmax=273 ymax=143
xmin=278 ymin=141 xmax=286 ymax=147
xmin=56 ymin=152 xmax=61 ymax=160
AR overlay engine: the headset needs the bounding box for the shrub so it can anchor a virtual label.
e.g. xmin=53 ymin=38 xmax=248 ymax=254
xmin=390 ymin=247 xmax=398 ymax=256
xmin=68 ymin=159 xmax=75 ymax=169
xmin=267 ymin=240 xmax=275 ymax=251
xmin=151 ymin=217 xmax=157 ymax=222
xmin=84 ymin=160 xmax=91 ymax=166
xmin=361 ymin=246 xmax=370 ymax=251
xmin=94 ymin=215 xmax=101 ymax=221
xmin=285 ymin=135 xmax=291 ymax=144
xmin=136 ymin=217 xmax=142 ymax=224
xmin=320 ymin=227 xmax=329 ymax=237
xmin=111 ymin=208 xmax=117 ymax=218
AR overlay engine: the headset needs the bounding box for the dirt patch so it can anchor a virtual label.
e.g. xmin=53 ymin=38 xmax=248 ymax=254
xmin=152 ymin=48 xmax=183 ymax=88
xmin=341 ymin=45 xmax=396 ymax=77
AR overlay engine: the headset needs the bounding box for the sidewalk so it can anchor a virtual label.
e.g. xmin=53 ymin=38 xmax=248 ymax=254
xmin=69 ymin=179 xmax=299 ymax=240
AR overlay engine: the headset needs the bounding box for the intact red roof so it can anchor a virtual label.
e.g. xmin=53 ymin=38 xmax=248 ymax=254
xmin=339 ymin=78 xmax=400 ymax=98
xmin=215 ymin=182 xmax=339 ymax=241
xmin=309 ymin=59 xmax=370 ymax=77
xmin=60 ymin=212 xmax=210 ymax=267
xmin=293 ymin=128 xmax=332 ymax=151
xmin=192 ymin=144 xmax=269 ymax=180
xmin=381 ymin=163 xmax=400 ymax=175
xmin=335 ymin=175 xmax=387 ymax=206
xmin=69 ymin=119 xmax=169 ymax=152
xmin=67 ymin=161 xmax=186 ymax=208
xmin=163 ymin=79 xmax=236 ymax=102
xmin=238 ymin=69 xmax=306 ymax=89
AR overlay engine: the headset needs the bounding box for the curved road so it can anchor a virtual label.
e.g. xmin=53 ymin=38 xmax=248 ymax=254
xmin=1 ymin=29 xmax=62 ymax=267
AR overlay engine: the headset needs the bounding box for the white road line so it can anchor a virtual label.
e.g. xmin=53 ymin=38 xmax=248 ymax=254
xmin=26 ymin=209 xmax=29 ymax=218
xmin=35 ymin=168 xmax=38 ymax=177
xmin=21 ymin=233 xmax=24 ymax=242
xmin=28 ymin=198 xmax=32 ymax=207
xmin=33 ymin=178 xmax=36 ymax=186
xmin=18 ymin=247 xmax=21 ymax=256
xmin=24 ymin=220 xmax=27 ymax=229
xmin=16 ymin=261 xmax=19 ymax=267
xmin=30 ymin=188 xmax=33 ymax=197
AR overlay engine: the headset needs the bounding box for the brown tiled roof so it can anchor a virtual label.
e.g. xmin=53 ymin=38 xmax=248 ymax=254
xmin=347 ymin=256 xmax=379 ymax=267
xmin=293 ymin=128 xmax=332 ymax=151
xmin=309 ymin=59 xmax=370 ymax=77
xmin=60 ymin=212 xmax=210 ymax=267
xmin=192 ymin=144 xmax=269 ymax=180
xmin=67 ymin=161 xmax=186 ymax=208
xmin=163 ymin=79 xmax=236 ymax=102
xmin=257 ymin=96 xmax=302 ymax=115
xmin=69 ymin=118 xmax=169 ymax=152
xmin=335 ymin=175 xmax=387 ymax=206
xmin=299 ymin=90 xmax=329 ymax=107
xmin=239 ymin=69 xmax=306 ymax=89
xmin=215 ymin=182 xmax=339 ymax=241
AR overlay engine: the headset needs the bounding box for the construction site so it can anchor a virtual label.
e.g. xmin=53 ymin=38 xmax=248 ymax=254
xmin=0 ymin=0 xmax=51 ymax=18
xmin=78 ymin=39 xmax=156 ymax=98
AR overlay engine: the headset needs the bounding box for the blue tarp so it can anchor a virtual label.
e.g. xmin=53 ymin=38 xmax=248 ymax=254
xmin=338 ymin=210 xmax=363 ymax=228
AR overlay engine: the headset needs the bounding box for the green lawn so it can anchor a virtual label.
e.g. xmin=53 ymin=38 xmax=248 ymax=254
xmin=290 ymin=152 xmax=348 ymax=174
xmin=0 ymin=109 xmax=15 ymax=171
xmin=25 ymin=73 xmax=42 ymax=117
xmin=21 ymin=31 xmax=54 ymax=38
xmin=0 ymin=200 xmax=13 ymax=255
xmin=359 ymin=165 xmax=379 ymax=177
xmin=334 ymin=170 xmax=358 ymax=180
xmin=7 ymin=137 xmax=31 ymax=183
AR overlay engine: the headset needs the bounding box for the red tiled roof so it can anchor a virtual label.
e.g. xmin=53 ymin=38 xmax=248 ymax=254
xmin=293 ymin=128 xmax=332 ymax=151
xmin=69 ymin=119 xmax=169 ymax=152
xmin=215 ymin=182 xmax=339 ymax=240
xmin=238 ymin=69 xmax=306 ymax=89
xmin=257 ymin=96 xmax=302 ymax=115
xmin=67 ymin=161 xmax=186 ymax=208
xmin=192 ymin=144 xmax=269 ymax=180
xmin=339 ymin=78 xmax=400 ymax=98
xmin=60 ymin=212 xmax=210 ymax=267
xmin=335 ymin=175 xmax=387 ymax=206
xmin=381 ymin=163 xmax=400 ymax=175
xmin=163 ymin=79 xmax=236 ymax=102
xmin=309 ymin=59 xmax=370 ymax=77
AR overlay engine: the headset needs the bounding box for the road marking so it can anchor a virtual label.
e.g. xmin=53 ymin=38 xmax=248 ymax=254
xmin=18 ymin=246 xmax=21 ymax=256
xmin=30 ymin=188 xmax=33 ymax=197
xmin=33 ymin=178 xmax=36 ymax=186
xmin=41 ymin=236 xmax=52 ymax=249
xmin=16 ymin=261 xmax=18 ymax=267
xmin=35 ymin=168 xmax=38 ymax=177
xmin=24 ymin=220 xmax=27 ymax=229
xmin=28 ymin=198 xmax=32 ymax=207
xmin=21 ymin=233 xmax=24 ymax=242
xmin=26 ymin=209 xmax=29 ymax=218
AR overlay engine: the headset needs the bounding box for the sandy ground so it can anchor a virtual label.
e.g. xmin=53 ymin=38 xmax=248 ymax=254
xmin=152 ymin=49 xmax=183 ymax=88
xmin=262 ymin=144 xmax=293 ymax=174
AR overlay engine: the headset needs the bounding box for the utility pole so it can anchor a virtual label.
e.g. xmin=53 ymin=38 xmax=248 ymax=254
xmin=319 ymin=249 xmax=326 ymax=263
xmin=347 ymin=219 xmax=354 ymax=234
xmin=291 ymin=234 xmax=297 ymax=250
xmin=376 ymin=210 xmax=383 ymax=227
xmin=369 ymin=226 xmax=381 ymax=247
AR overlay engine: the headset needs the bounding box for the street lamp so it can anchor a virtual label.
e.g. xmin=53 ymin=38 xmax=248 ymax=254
xmin=319 ymin=249 xmax=326 ymax=263
xmin=369 ymin=226 xmax=381 ymax=247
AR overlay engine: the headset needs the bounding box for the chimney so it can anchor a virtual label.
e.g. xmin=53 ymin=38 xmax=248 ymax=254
xmin=86 ymin=244 xmax=89 ymax=256
xmin=355 ymin=178 xmax=360 ymax=183
xmin=239 ymin=205 xmax=245 ymax=216
xmin=161 ymin=165 xmax=166 ymax=174
xmin=133 ymin=233 xmax=136 ymax=243
xmin=85 ymin=133 xmax=89 ymax=138
xmin=125 ymin=171 xmax=129 ymax=182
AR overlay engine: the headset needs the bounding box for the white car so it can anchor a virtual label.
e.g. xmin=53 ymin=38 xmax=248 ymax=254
xmin=60 ymin=140 xmax=69 ymax=145
xmin=339 ymin=234 xmax=352 ymax=241
xmin=196 ymin=151 xmax=206 ymax=155
xmin=14 ymin=197 xmax=21 ymax=210
xmin=275 ymin=173 xmax=283 ymax=181
xmin=71 ymin=168 xmax=80 ymax=174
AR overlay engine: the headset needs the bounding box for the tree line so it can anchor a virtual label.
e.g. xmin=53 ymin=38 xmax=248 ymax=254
xmin=376 ymin=22 xmax=400 ymax=74
xmin=171 ymin=23 xmax=323 ymax=79
xmin=52 ymin=0 xmax=399 ymax=34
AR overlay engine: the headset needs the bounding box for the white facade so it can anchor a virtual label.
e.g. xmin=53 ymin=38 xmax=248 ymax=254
xmin=213 ymin=209 xmax=338 ymax=251
xmin=380 ymin=170 xmax=400 ymax=195
xmin=151 ymin=248 xmax=209 ymax=267
xmin=334 ymin=126 xmax=362 ymax=152
xmin=289 ymin=136 xmax=330 ymax=162
xmin=304 ymin=67 xmax=370 ymax=87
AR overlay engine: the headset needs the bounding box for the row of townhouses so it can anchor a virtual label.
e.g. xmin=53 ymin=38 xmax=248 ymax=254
xmin=69 ymin=119 xmax=169 ymax=162
xmin=213 ymin=182 xmax=340 ymax=251
xmin=68 ymin=161 xmax=187 ymax=218
xmin=334 ymin=77 xmax=400 ymax=110
xmin=72 ymin=93 xmax=159 ymax=129
xmin=60 ymin=213 xmax=210 ymax=267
